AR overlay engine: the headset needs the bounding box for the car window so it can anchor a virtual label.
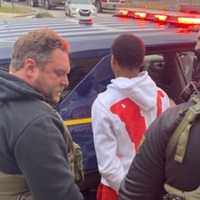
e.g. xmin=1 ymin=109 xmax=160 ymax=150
xmin=66 ymin=56 xmax=102 ymax=94
xmin=143 ymin=54 xmax=172 ymax=96
xmin=68 ymin=54 xmax=167 ymax=96
xmin=0 ymin=61 xmax=9 ymax=72
xmin=64 ymin=52 xmax=189 ymax=104
xmin=145 ymin=52 xmax=193 ymax=103
xmin=143 ymin=54 xmax=166 ymax=87
xmin=177 ymin=51 xmax=195 ymax=82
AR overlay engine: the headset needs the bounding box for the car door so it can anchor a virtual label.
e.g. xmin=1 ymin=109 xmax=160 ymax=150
xmin=58 ymin=55 xmax=112 ymax=168
xmin=58 ymin=55 xmax=112 ymax=191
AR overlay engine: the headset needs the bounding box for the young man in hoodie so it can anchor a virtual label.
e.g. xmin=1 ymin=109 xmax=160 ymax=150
xmin=91 ymin=33 xmax=170 ymax=200
xmin=0 ymin=28 xmax=83 ymax=200
xmin=118 ymin=30 xmax=200 ymax=200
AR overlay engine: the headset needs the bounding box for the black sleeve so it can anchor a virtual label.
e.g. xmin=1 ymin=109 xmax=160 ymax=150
xmin=119 ymin=108 xmax=178 ymax=200
xmin=14 ymin=113 xmax=83 ymax=200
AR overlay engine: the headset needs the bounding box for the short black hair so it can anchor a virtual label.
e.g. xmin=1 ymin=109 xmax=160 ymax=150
xmin=111 ymin=33 xmax=145 ymax=70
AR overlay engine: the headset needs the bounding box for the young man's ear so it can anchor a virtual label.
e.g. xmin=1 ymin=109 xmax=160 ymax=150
xmin=111 ymin=55 xmax=120 ymax=78
xmin=111 ymin=55 xmax=116 ymax=67
xmin=111 ymin=55 xmax=119 ymax=72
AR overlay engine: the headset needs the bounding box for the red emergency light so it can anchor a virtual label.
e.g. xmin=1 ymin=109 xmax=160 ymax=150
xmin=119 ymin=9 xmax=129 ymax=16
xmin=134 ymin=12 xmax=147 ymax=19
xmin=115 ymin=9 xmax=130 ymax=17
xmin=177 ymin=17 xmax=200 ymax=25
xmin=154 ymin=14 xmax=168 ymax=22
xmin=114 ymin=7 xmax=200 ymax=29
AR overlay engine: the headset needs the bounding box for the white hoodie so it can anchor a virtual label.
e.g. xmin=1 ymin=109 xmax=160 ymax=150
xmin=91 ymin=71 xmax=170 ymax=192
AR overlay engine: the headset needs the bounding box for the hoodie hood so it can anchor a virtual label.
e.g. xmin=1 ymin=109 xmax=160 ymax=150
xmin=108 ymin=71 xmax=158 ymax=111
xmin=0 ymin=71 xmax=43 ymax=102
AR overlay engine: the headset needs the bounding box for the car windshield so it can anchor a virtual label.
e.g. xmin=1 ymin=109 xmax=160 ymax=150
xmin=70 ymin=0 xmax=92 ymax=4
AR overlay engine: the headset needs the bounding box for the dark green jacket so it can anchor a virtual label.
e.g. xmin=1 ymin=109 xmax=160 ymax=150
xmin=119 ymin=101 xmax=200 ymax=200
xmin=0 ymin=71 xmax=83 ymax=200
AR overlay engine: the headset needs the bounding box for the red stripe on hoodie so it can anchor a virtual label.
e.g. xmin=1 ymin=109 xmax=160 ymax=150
xmin=110 ymin=98 xmax=146 ymax=150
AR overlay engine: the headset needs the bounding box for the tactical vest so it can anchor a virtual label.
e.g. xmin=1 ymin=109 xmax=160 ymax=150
xmin=66 ymin=132 xmax=84 ymax=183
xmin=163 ymin=95 xmax=200 ymax=200
xmin=0 ymin=127 xmax=84 ymax=200
xmin=0 ymin=171 xmax=32 ymax=200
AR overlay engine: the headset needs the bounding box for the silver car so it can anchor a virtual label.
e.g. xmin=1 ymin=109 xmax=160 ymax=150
xmin=65 ymin=0 xmax=97 ymax=17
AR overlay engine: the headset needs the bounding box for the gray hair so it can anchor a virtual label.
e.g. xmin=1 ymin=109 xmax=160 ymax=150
xmin=10 ymin=28 xmax=69 ymax=70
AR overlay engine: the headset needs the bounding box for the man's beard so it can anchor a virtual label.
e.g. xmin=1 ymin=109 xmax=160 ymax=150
xmin=32 ymin=80 xmax=56 ymax=105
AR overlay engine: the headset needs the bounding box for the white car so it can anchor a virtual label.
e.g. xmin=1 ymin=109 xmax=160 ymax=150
xmin=65 ymin=0 xmax=97 ymax=17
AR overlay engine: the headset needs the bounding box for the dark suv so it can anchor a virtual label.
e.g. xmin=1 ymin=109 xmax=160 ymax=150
xmin=0 ymin=16 xmax=197 ymax=199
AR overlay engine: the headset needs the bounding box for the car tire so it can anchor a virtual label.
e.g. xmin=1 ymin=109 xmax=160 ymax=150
xmin=95 ymin=0 xmax=102 ymax=13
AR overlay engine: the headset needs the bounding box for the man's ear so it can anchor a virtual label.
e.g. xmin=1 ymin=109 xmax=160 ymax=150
xmin=23 ymin=58 xmax=39 ymax=78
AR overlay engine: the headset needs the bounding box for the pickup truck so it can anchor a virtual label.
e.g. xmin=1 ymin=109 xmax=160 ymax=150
xmin=0 ymin=13 xmax=198 ymax=199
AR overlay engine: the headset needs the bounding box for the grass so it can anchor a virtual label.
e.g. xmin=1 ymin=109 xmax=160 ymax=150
xmin=0 ymin=3 xmax=32 ymax=14
xmin=0 ymin=3 xmax=53 ymax=18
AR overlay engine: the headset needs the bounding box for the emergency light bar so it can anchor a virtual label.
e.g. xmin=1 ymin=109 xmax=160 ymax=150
xmin=154 ymin=14 xmax=168 ymax=22
xmin=114 ymin=8 xmax=200 ymax=27
xmin=177 ymin=17 xmax=200 ymax=25
xmin=118 ymin=9 xmax=129 ymax=16
xmin=134 ymin=12 xmax=147 ymax=19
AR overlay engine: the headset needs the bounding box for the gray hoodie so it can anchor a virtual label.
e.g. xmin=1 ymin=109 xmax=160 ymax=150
xmin=0 ymin=71 xmax=83 ymax=200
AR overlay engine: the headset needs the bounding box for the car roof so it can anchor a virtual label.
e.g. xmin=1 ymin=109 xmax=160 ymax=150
xmin=0 ymin=16 xmax=196 ymax=60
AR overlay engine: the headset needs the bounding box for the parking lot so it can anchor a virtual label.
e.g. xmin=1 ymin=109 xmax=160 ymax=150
xmin=0 ymin=0 xmax=114 ymax=21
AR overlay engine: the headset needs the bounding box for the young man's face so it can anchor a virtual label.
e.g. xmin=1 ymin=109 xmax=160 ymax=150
xmin=33 ymin=48 xmax=70 ymax=104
